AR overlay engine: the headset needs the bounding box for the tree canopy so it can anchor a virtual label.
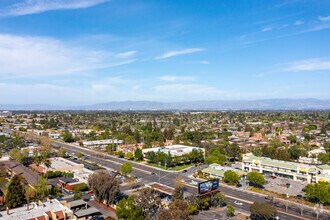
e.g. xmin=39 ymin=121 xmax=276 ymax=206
xmin=304 ymin=182 xmax=330 ymax=204
xmin=88 ymin=171 xmax=119 ymax=205
xmin=223 ymin=170 xmax=240 ymax=185
xmin=247 ymin=172 xmax=266 ymax=187
xmin=116 ymin=195 xmax=144 ymax=220
xmin=250 ymin=202 xmax=277 ymax=220
xmin=5 ymin=175 xmax=26 ymax=208
xmin=121 ymin=162 xmax=132 ymax=175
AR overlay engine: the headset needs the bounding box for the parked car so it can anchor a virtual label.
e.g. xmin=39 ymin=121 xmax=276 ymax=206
xmin=234 ymin=200 xmax=243 ymax=206
xmin=271 ymin=176 xmax=276 ymax=179
xmin=236 ymin=183 xmax=242 ymax=187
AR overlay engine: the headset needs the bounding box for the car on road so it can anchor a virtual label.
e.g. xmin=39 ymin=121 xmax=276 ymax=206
xmin=182 ymin=170 xmax=188 ymax=173
xmin=190 ymin=180 xmax=198 ymax=185
xmin=236 ymin=183 xmax=242 ymax=187
xmin=151 ymin=172 xmax=157 ymax=175
xmin=234 ymin=200 xmax=243 ymax=206
xmin=271 ymin=176 xmax=276 ymax=179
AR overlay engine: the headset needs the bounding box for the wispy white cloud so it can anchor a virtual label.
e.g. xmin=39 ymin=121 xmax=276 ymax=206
xmin=0 ymin=0 xmax=109 ymax=17
xmin=200 ymin=60 xmax=210 ymax=65
xmin=156 ymin=48 xmax=204 ymax=60
xmin=281 ymin=58 xmax=330 ymax=72
xmin=160 ymin=75 xmax=194 ymax=82
xmin=117 ymin=50 xmax=137 ymax=58
xmin=0 ymin=34 xmax=135 ymax=77
xmin=294 ymin=20 xmax=304 ymax=25
xmin=261 ymin=27 xmax=272 ymax=32
xmin=319 ymin=15 xmax=330 ymax=22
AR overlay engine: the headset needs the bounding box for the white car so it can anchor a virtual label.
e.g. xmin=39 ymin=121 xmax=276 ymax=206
xmin=234 ymin=200 xmax=243 ymax=206
xmin=191 ymin=180 xmax=198 ymax=185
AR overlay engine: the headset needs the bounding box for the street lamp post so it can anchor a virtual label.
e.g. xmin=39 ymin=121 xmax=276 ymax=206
xmin=159 ymin=162 xmax=161 ymax=183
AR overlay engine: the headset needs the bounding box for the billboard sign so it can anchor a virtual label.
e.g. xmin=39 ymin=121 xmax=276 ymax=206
xmin=198 ymin=179 xmax=219 ymax=194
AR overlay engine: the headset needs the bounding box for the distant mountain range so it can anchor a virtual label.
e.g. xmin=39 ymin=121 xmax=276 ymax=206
xmin=1 ymin=99 xmax=330 ymax=111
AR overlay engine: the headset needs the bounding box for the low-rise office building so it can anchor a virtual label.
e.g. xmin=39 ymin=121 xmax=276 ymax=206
xmin=82 ymin=139 xmax=123 ymax=149
xmin=142 ymin=144 xmax=205 ymax=157
xmin=203 ymin=163 xmax=247 ymax=181
xmin=242 ymin=153 xmax=330 ymax=183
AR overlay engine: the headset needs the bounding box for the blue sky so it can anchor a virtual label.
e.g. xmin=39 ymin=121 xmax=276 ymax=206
xmin=0 ymin=0 xmax=329 ymax=105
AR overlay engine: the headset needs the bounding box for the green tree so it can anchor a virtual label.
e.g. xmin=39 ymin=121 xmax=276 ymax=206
xmin=134 ymin=148 xmax=143 ymax=161
xmin=57 ymin=147 xmax=67 ymax=157
xmin=125 ymin=152 xmax=134 ymax=160
xmin=223 ymin=170 xmax=240 ymax=185
xmin=317 ymin=153 xmax=330 ymax=165
xmin=205 ymin=154 xmax=226 ymax=165
xmin=288 ymin=145 xmax=301 ymax=160
xmin=116 ymin=151 xmax=124 ymax=158
xmin=77 ymin=152 xmax=83 ymax=158
xmin=211 ymin=192 xmax=226 ymax=207
xmin=61 ymin=130 xmax=74 ymax=143
xmin=5 ymin=175 xmax=26 ymax=208
xmin=121 ymin=162 xmax=132 ymax=176
xmin=73 ymin=188 xmax=82 ymax=200
xmin=34 ymin=175 xmax=48 ymax=200
xmin=250 ymin=202 xmax=277 ymax=220
xmin=247 ymin=172 xmax=266 ymax=187
xmin=226 ymin=204 xmax=235 ymax=217
xmin=116 ymin=196 xmax=144 ymax=220
xmin=304 ymin=182 xmax=330 ymax=204
xmin=9 ymin=148 xmax=29 ymax=164
xmin=25 ymin=187 xmax=35 ymax=210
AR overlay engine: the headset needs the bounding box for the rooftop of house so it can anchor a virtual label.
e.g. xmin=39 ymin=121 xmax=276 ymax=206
xmin=1 ymin=161 xmax=39 ymax=186
xmin=0 ymin=200 xmax=72 ymax=220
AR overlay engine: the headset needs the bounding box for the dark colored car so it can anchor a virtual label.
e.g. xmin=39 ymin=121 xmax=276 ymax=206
xmin=236 ymin=183 xmax=242 ymax=187
xmin=182 ymin=170 xmax=188 ymax=173
xmin=151 ymin=172 xmax=156 ymax=175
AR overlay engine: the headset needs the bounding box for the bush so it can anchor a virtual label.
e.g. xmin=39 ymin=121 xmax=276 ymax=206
xmin=46 ymin=171 xmax=74 ymax=178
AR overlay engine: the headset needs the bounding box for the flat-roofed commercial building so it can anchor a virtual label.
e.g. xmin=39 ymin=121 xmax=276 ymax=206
xmin=82 ymin=139 xmax=123 ymax=149
xmin=242 ymin=153 xmax=330 ymax=183
xmin=142 ymin=144 xmax=205 ymax=157
xmin=203 ymin=163 xmax=247 ymax=180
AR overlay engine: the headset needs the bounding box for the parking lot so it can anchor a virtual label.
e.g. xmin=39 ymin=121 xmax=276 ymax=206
xmin=263 ymin=175 xmax=306 ymax=197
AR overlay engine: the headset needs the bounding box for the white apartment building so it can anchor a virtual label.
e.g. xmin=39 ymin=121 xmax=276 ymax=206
xmin=242 ymin=153 xmax=330 ymax=183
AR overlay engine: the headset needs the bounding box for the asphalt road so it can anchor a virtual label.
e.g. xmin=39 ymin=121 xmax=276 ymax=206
xmin=53 ymin=141 xmax=328 ymax=220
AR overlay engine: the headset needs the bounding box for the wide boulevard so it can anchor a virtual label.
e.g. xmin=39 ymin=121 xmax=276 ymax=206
xmin=53 ymin=141 xmax=329 ymax=220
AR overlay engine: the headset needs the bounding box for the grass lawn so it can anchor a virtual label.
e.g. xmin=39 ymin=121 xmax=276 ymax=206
xmin=147 ymin=163 xmax=195 ymax=171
